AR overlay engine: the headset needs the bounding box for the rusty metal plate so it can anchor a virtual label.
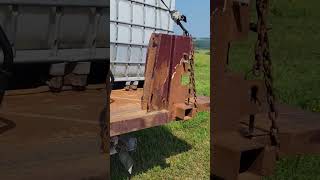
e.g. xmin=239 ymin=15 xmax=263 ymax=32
xmin=240 ymin=104 xmax=320 ymax=156
xmin=0 ymin=88 xmax=105 ymax=143
xmin=0 ymin=87 xmax=108 ymax=180
xmin=142 ymin=33 xmax=193 ymax=116
xmin=110 ymin=89 xmax=171 ymax=137
xmin=110 ymin=88 xmax=210 ymax=136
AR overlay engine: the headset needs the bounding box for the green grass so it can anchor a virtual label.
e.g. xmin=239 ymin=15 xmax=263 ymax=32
xmin=230 ymin=0 xmax=320 ymax=112
xmin=229 ymin=1 xmax=320 ymax=179
xmin=111 ymin=50 xmax=210 ymax=180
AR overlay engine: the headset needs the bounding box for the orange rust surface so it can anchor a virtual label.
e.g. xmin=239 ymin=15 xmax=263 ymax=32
xmin=110 ymin=89 xmax=210 ymax=136
xmin=0 ymin=87 xmax=172 ymax=179
xmin=110 ymin=89 xmax=171 ymax=137
xmin=0 ymin=87 xmax=172 ymax=139
xmin=0 ymin=89 xmax=105 ymax=143
xmin=142 ymin=33 xmax=194 ymax=116
xmin=0 ymin=88 xmax=107 ymax=180
xmin=0 ymin=85 xmax=209 ymax=179
xmin=110 ymin=89 xmax=143 ymax=118
xmin=240 ymin=104 xmax=320 ymax=156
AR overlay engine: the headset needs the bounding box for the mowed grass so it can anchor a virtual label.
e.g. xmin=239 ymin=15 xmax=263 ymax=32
xmin=228 ymin=0 xmax=320 ymax=179
xmin=111 ymin=50 xmax=210 ymax=179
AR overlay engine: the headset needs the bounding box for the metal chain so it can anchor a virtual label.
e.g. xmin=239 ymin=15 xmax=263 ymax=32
xmin=99 ymin=105 xmax=108 ymax=153
xmin=254 ymin=0 xmax=280 ymax=151
xmin=98 ymin=65 xmax=119 ymax=153
xmin=188 ymin=47 xmax=198 ymax=108
xmin=99 ymin=68 xmax=113 ymax=153
xmin=108 ymin=69 xmax=114 ymax=99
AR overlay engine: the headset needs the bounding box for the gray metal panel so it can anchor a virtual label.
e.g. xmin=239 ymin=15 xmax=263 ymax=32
xmin=0 ymin=0 xmax=108 ymax=7
xmin=110 ymin=0 xmax=175 ymax=82
xmin=0 ymin=48 xmax=109 ymax=63
xmin=0 ymin=2 xmax=108 ymax=63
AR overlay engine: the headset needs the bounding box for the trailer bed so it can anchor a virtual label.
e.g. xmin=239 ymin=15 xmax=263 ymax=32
xmin=0 ymin=87 xmax=107 ymax=179
xmin=0 ymin=87 xmax=104 ymax=143
xmin=110 ymin=89 xmax=171 ymax=137
xmin=0 ymin=87 xmax=178 ymax=140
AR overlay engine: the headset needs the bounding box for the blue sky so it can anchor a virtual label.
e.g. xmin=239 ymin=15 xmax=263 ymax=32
xmin=174 ymin=0 xmax=210 ymax=38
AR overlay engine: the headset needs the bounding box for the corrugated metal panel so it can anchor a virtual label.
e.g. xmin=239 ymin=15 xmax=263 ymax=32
xmin=0 ymin=0 xmax=107 ymax=7
xmin=110 ymin=0 xmax=175 ymax=82
xmin=0 ymin=1 xmax=108 ymax=63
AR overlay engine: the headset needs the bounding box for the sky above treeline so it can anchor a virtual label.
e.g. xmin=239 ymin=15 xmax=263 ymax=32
xmin=173 ymin=0 xmax=210 ymax=38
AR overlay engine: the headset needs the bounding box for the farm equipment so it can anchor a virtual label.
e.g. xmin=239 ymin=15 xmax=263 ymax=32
xmin=109 ymin=33 xmax=210 ymax=174
xmin=211 ymin=0 xmax=320 ymax=179
xmin=109 ymin=0 xmax=211 ymax=175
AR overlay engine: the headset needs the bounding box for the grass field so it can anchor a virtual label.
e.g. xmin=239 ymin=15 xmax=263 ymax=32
xmin=111 ymin=0 xmax=320 ymax=179
xmin=231 ymin=1 xmax=320 ymax=179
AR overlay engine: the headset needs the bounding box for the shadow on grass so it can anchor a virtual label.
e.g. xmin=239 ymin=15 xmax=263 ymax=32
xmin=111 ymin=126 xmax=192 ymax=179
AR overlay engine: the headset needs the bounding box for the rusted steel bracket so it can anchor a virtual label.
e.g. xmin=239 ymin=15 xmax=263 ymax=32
xmin=110 ymin=33 xmax=209 ymax=137
xmin=211 ymin=0 xmax=320 ymax=179
xmin=110 ymin=34 xmax=209 ymax=176
xmin=142 ymin=33 xmax=200 ymax=120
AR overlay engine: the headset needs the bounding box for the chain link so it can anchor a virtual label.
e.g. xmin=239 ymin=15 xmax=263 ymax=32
xmin=99 ymin=68 xmax=114 ymax=153
xmin=99 ymin=106 xmax=108 ymax=153
xmin=188 ymin=46 xmax=198 ymax=108
xmin=108 ymin=69 xmax=114 ymax=100
xmin=254 ymin=0 xmax=280 ymax=152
